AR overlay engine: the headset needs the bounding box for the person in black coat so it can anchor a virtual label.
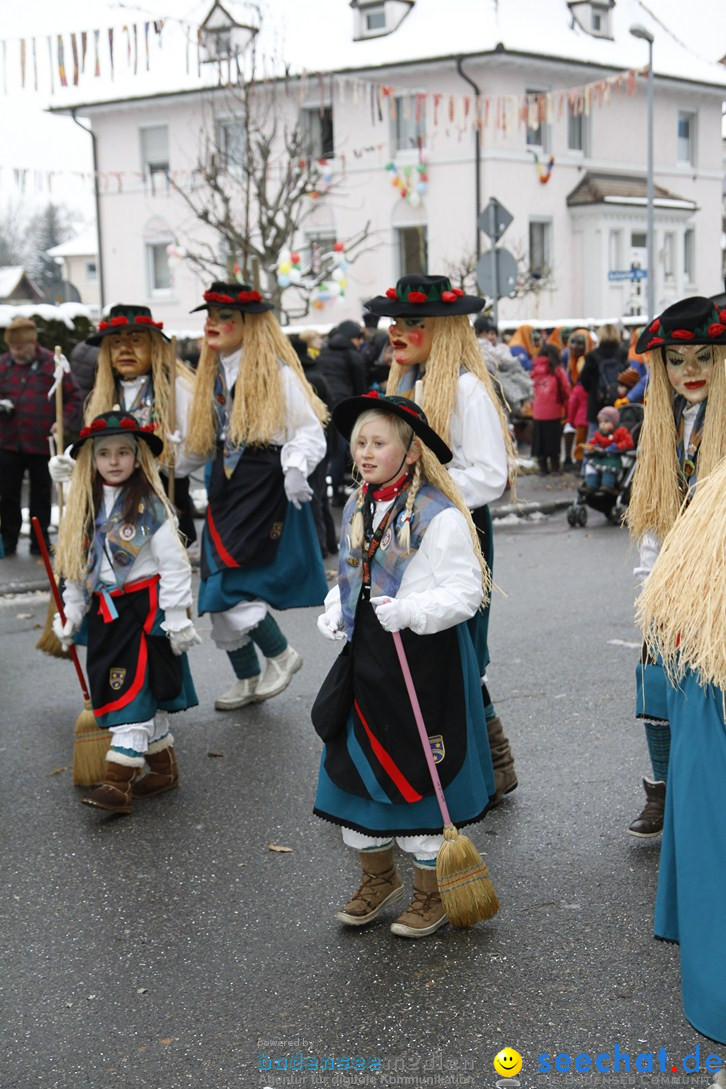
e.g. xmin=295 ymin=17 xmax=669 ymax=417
xmin=315 ymin=320 xmax=365 ymax=503
xmin=288 ymin=334 xmax=338 ymax=557
xmin=579 ymin=323 xmax=627 ymax=433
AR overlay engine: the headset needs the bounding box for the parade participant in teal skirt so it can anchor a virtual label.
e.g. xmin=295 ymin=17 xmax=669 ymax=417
xmin=368 ymin=275 xmax=518 ymax=803
xmin=312 ymin=393 xmax=496 ymax=938
xmin=53 ymin=412 xmax=200 ymax=814
xmin=637 ymin=444 xmax=726 ymax=1043
xmin=179 ymin=282 xmax=329 ymax=710
xmin=629 ymin=298 xmax=726 ymax=837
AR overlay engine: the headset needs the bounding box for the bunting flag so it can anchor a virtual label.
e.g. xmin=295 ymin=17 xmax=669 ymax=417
xmin=47 ymin=36 xmax=53 ymax=94
xmin=144 ymin=22 xmax=150 ymax=71
xmin=32 ymin=36 xmax=37 ymax=91
xmin=133 ymin=24 xmax=138 ymax=74
xmin=108 ymin=27 xmax=114 ymax=79
xmin=57 ymin=34 xmax=67 ymax=86
xmin=81 ymin=31 xmax=87 ymax=73
xmin=71 ymin=33 xmax=79 ymax=85
xmin=93 ymin=29 xmax=100 ymax=77
xmin=19 ymin=38 xmax=25 ymax=88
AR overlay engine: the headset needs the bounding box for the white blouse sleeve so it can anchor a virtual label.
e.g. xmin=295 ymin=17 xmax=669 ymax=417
xmin=447 ymin=372 xmax=508 ymax=509
xmin=397 ymin=507 xmax=484 ymax=635
xmin=150 ymin=519 xmax=193 ymax=620
xmin=280 ymin=367 xmax=327 ymax=476
xmin=634 ymin=531 xmax=662 ymax=588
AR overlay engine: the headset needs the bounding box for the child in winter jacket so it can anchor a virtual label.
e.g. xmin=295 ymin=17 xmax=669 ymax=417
xmin=583 ymin=405 xmax=634 ymax=491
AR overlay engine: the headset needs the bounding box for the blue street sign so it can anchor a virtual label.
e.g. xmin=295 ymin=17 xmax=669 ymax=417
xmin=608 ymin=269 xmax=648 ymax=282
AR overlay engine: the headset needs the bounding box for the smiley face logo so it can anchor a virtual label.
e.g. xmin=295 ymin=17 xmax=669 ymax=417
xmin=493 ymin=1048 xmax=522 ymax=1078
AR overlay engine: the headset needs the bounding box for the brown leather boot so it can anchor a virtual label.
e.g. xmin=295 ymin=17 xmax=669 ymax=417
xmin=82 ymin=759 xmax=143 ymax=814
xmin=133 ymin=738 xmax=179 ymax=798
xmin=390 ymin=864 xmax=448 ymax=938
xmin=336 ymin=846 xmax=404 ymax=926
xmin=487 ymin=714 xmax=518 ymax=804
xmin=628 ymin=778 xmax=665 ymax=838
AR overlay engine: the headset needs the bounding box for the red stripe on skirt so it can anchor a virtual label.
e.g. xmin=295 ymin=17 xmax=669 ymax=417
xmin=206 ymin=505 xmax=240 ymax=568
xmin=92 ymin=579 xmax=159 ymax=717
xmin=354 ymin=698 xmax=423 ymax=803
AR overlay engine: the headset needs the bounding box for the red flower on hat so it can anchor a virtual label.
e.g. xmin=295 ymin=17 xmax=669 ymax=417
xmin=385 ymin=288 xmax=398 ymax=300
xmin=649 ymin=319 xmax=660 ymax=332
xmin=363 ymin=390 xmax=380 ymax=399
xmin=109 ymin=316 xmax=129 ymax=327
xmin=120 ymin=417 xmax=137 ymax=429
xmin=708 ymin=323 xmax=726 ymax=338
xmin=672 ymin=329 xmax=695 ymax=340
xmin=90 ymin=418 xmax=108 ymax=432
xmin=237 ymin=290 xmax=262 ymax=303
xmin=204 ymin=291 xmax=236 ymax=304
xmin=441 ymin=291 xmax=456 ymax=303
xmin=452 ymin=288 xmax=464 ymax=297
xmin=79 ymin=425 xmax=91 ymax=438
xmin=136 ymin=315 xmax=164 ymax=330
xmin=646 ymin=337 xmax=665 ymax=348
xmin=407 ymin=291 xmax=427 ymax=303
xmin=719 ymin=310 xmax=726 ymax=324
xmin=97 ymin=321 xmax=110 ymax=331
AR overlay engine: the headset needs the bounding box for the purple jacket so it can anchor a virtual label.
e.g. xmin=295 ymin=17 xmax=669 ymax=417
xmin=0 ymin=346 xmax=82 ymax=455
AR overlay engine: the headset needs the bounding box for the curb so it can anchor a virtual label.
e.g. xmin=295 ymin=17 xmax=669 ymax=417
xmin=0 ymin=579 xmax=49 ymax=597
xmin=491 ymin=497 xmax=573 ymax=520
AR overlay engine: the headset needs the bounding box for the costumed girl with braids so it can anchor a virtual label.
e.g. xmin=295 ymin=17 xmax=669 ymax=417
xmin=636 ymin=448 xmax=726 ymax=1043
xmin=178 ymin=282 xmax=328 ymax=709
xmin=53 ymin=412 xmax=200 ymax=814
xmin=49 ymin=304 xmax=198 ymax=544
xmin=312 ymin=394 xmax=496 ymax=938
xmin=626 ymin=297 xmax=726 ymax=839
xmin=368 ymin=275 xmax=518 ymax=804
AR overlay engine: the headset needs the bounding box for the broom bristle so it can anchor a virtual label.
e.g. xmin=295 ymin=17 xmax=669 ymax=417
xmin=72 ymin=701 xmax=110 ymax=787
xmin=436 ymin=826 xmax=500 ymax=927
xmin=35 ymin=595 xmax=70 ymax=659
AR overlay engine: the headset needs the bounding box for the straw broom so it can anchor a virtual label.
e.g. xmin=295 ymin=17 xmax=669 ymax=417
xmin=31 ymin=516 xmax=110 ymax=787
xmin=36 ymin=346 xmax=70 ymax=659
xmin=392 ymin=630 xmax=499 ymax=926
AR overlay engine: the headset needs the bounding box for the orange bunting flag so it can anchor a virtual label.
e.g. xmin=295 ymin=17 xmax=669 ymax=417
xmin=57 ymin=35 xmax=68 ymax=87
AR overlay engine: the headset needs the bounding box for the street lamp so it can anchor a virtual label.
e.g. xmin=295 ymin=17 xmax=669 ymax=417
xmin=630 ymin=23 xmax=655 ymax=319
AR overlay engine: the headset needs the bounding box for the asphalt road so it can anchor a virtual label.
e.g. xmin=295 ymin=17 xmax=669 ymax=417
xmin=0 ymin=510 xmax=711 ymax=1089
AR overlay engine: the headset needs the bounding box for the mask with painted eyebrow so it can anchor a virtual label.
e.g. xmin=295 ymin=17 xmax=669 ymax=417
xmin=665 ymin=346 xmax=713 ymax=367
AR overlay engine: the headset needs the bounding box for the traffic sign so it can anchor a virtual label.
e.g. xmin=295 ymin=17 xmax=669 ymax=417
xmin=477 ymin=198 xmax=513 ymax=243
xmin=608 ymin=269 xmax=648 ymax=282
xmin=476 ymin=248 xmax=518 ymax=299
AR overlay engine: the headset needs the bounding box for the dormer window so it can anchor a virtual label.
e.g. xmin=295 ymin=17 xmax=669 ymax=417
xmin=351 ymin=0 xmax=415 ymax=41
xmin=567 ymin=0 xmax=614 ymax=40
xmin=199 ymin=1 xmax=259 ymax=64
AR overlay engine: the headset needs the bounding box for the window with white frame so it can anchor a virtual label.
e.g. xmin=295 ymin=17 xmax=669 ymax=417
xmin=529 ymin=220 xmax=552 ymax=279
xmin=677 ymin=110 xmax=697 ymax=166
xmin=300 ymin=106 xmax=335 ymax=159
xmin=305 ymin=229 xmax=337 ymax=276
xmin=140 ymin=124 xmax=170 ymax=190
xmin=684 ymin=228 xmax=695 ymax=281
xmin=84 ymin=261 xmax=98 ymax=282
xmin=525 ymin=90 xmax=550 ymax=151
xmin=590 ymin=3 xmax=612 ymax=36
xmin=215 ymin=118 xmax=247 ymax=174
xmin=396 ymin=225 xmax=428 ymax=277
xmin=567 ymin=101 xmax=587 ymax=153
xmin=363 ymin=5 xmax=386 ymax=31
xmin=146 ymin=242 xmax=172 ymax=293
xmin=392 ymin=94 xmax=426 ymax=153
xmin=352 ymin=0 xmax=414 ymax=39
xmin=663 ymin=232 xmax=676 ymax=281
xmin=608 ymin=229 xmax=622 ymax=272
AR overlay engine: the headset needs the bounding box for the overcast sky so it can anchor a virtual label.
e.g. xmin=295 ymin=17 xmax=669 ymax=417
xmin=1 ymin=0 xmax=722 ymax=221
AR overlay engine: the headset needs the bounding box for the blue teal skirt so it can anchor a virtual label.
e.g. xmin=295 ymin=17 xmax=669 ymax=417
xmin=199 ymin=501 xmax=328 ymax=614
xmin=654 ymin=671 xmax=726 ymax=1043
xmin=314 ymin=626 xmax=496 ymax=836
xmin=636 ymin=655 xmax=670 ymax=722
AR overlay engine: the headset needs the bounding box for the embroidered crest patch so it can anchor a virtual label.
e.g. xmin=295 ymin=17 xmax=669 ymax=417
xmin=109 ymin=667 xmax=126 ymax=691
xmin=380 ymin=527 xmax=392 ymax=551
xmin=428 ymin=735 xmax=445 ymax=764
xmin=269 ymin=521 xmax=283 ymax=540
xmin=119 ymin=524 xmax=135 ymax=541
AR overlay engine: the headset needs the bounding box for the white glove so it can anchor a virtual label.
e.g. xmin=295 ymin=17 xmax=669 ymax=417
xmin=52 ymin=612 xmax=80 ymax=649
xmin=167 ymin=622 xmax=202 ymax=656
xmin=370 ymin=595 xmax=413 ymax=633
xmin=48 ymin=453 xmax=75 ymax=484
xmin=166 ymin=428 xmax=183 ymax=446
xmin=284 ymin=467 xmax=313 ymax=509
xmin=317 ymin=606 xmax=346 ymax=641
xmin=0 ymin=398 xmax=14 ymax=415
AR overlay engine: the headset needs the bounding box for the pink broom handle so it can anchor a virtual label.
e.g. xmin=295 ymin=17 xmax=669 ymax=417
xmin=392 ymin=630 xmax=453 ymax=828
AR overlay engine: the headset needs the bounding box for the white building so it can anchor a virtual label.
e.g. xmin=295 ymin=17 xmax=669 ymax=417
xmin=51 ymin=0 xmax=726 ymax=332
xmin=46 ymin=227 xmax=100 ymax=310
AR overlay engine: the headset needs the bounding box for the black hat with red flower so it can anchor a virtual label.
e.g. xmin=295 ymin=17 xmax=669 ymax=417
xmin=365 ymin=275 xmax=485 ymax=318
xmin=635 ymin=296 xmax=726 ymax=355
xmin=70 ymin=412 xmax=164 ymax=458
xmin=87 ymin=304 xmax=169 ymax=345
xmin=332 ymin=391 xmax=452 ymax=463
xmin=190 ymin=281 xmax=274 ymax=315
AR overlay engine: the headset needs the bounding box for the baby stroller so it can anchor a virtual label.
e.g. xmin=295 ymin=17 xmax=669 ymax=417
xmin=567 ymin=403 xmax=643 ymax=527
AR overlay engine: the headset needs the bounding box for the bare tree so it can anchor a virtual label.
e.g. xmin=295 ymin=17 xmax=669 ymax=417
xmin=443 ymin=241 xmax=555 ymax=311
xmin=170 ymin=79 xmax=376 ymax=320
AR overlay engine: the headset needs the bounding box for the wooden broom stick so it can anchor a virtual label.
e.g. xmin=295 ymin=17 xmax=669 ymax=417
xmin=53 ymin=345 xmax=65 ymax=522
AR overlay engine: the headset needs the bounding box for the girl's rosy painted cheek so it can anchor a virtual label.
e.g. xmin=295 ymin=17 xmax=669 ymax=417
xmin=221 ymin=321 xmax=236 ymax=334
xmin=407 ymin=331 xmax=425 ymax=347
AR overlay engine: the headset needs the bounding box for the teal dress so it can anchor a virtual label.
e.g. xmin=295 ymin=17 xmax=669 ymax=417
xmin=654 ymin=671 xmax=726 ymax=1043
